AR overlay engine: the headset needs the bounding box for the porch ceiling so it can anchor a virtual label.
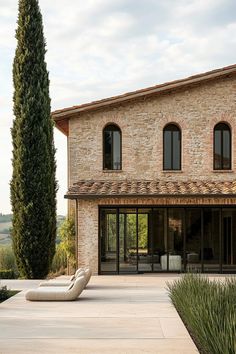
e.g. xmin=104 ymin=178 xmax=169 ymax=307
xmin=65 ymin=180 xmax=236 ymax=199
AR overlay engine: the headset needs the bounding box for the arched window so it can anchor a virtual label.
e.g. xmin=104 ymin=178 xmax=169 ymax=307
xmin=103 ymin=124 xmax=121 ymax=170
xmin=163 ymin=124 xmax=181 ymax=170
xmin=214 ymin=123 xmax=231 ymax=170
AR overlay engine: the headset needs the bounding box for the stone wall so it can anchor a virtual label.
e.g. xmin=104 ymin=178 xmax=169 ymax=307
xmin=68 ymin=75 xmax=236 ymax=186
xmin=77 ymin=199 xmax=98 ymax=273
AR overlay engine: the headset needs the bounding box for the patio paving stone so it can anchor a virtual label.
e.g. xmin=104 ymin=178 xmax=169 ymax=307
xmin=0 ymin=275 xmax=199 ymax=353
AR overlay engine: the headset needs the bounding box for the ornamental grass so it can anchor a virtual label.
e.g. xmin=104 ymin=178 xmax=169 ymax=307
xmin=167 ymin=274 xmax=236 ymax=354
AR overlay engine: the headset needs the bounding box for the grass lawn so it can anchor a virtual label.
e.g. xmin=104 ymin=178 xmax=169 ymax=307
xmin=167 ymin=274 xmax=236 ymax=354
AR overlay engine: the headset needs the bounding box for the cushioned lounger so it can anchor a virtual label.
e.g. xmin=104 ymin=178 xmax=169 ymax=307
xmin=39 ymin=269 xmax=85 ymax=287
xmin=25 ymin=275 xmax=86 ymax=301
xmin=83 ymin=267 xmax=92 ymax=287
xmin=39 ymin=267 xmax=92 ymax=288
xmin=70 ymin=268 xmax=84 ymax=281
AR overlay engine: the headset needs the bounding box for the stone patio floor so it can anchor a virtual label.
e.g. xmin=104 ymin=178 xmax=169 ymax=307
xmin=0 ymin=275 xmax=199 ymax=354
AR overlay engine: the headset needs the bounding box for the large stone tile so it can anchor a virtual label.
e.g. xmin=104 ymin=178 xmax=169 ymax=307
xmin=0 ymin=338 xmax=199 ymax=354
xmin=0 ymin=317 xmax=164 ymax=339
xmin=0 ymin=302 xmax=176 ymax=319
xmin=160 ymin=317 xmax=191 ymax=338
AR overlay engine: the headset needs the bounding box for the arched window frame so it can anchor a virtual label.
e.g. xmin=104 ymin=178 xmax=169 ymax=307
xmin=163 ymin=123 xmax=181 ymax=171
xmin=213 ymin=122 xmax=231 ymax=170
xmin=103 ymin=123 xmax=122 ymax=170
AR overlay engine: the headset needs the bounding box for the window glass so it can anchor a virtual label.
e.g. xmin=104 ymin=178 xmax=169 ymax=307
xmin=164 ymin=131 xmax=172 ymax=169
xmin=214 ymin=123 xmax=231 ymax=170
xmin=223 ymin=130 xmax=230 ymax=169
xmin=214 ymin=130 xmax=221 ymax=170
xmin=104 ymin=131 xmax=112 ymax=170
xmin=113 ymin=131 xmax=121 ymax=170
xmin=173 ymin=131 xmax=180 ymax=170
xmin=103 ymin=125 xmax=121 ymax=170
xmin=100 ymin=209 xmax=117 ymax=272
xmin=164 ymin=124 xmax=181 ymax=170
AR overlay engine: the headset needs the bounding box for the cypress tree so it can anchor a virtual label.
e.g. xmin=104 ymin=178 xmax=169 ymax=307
xmin=11 ymin=0 xmax=57 ymax=279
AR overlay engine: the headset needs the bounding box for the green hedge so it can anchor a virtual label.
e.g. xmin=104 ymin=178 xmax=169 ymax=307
xmin=0 ymin=269 xmax=15 ymax=279
xmin=167 ymin=274 xmax=236 ymax=354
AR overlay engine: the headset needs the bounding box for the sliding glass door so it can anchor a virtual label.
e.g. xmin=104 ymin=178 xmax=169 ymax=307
xmin=222 ymin=209 xmax=236 ymax=272
xmin=203 ymin=209 xmax=220 ymax=273
xmin=119 ymin=208 xmax=137 ymax=273
xmin=138 ymin=209 xmax=152 ymax=272
xmin=152 ymin=209 xmax=166 ymax=271
xmin=100 ymin=209 xmax=118 ymax=273
xmin=99 ymin=206 xmax=236 ymax=274
xmin=186 ymin=209 xmax=202 ymax=272
xmin=167 ymin=208 xmax=184 ymax=271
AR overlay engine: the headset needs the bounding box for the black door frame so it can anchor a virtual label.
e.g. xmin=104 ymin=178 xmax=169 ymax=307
xmin=99 ymin=205 xmax=236 ymax=274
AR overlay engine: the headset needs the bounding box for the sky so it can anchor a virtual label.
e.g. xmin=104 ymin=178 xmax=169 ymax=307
xmin=1 ymin=0 xmax=236 ymax=215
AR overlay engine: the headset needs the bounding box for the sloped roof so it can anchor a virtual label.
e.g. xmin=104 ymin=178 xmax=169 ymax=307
xmin=53 ymin=64 xmax=236 ymax=125
xmin=65 ymin=180 xmax=236 ymax=199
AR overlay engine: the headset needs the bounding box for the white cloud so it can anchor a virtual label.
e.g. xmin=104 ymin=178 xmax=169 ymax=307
xmin=1 ymin=0 xmax=236 ymax=214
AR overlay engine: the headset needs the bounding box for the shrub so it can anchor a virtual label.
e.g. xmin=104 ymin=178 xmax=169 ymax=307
xmin=167 ymin=274 xmax=236 ymax=354
xmin=58 ymin=218 xmax=76 ymax=269
xmin=0 ymin=285 xmax=9 ymax=301
xmin=50 ymin=243 xmax=67 ymax=274
xmin=0 ymin=284 xmax=18 ymax=302
xmin=0 ymin=246 xmax=18 ymax=277
xmin=0 ymin=270 xmax=15 ymax=279
xmin=49 ymin=217 xmax=76 ymax=276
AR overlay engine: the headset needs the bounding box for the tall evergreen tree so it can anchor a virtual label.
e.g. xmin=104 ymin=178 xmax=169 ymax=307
xmin=11 ymin=0 xmax=57 ymax=278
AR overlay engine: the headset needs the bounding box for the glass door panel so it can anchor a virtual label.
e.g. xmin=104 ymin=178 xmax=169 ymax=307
xmin=119 ymin=208 xmax=137 ymax=273
xmin=165 ymin=208 xmax=184 ymax=271
xmin=152 ymin=209 xmax=165 ymax=271
xmin=100 ymin=209 xmax=117 ymax=273
xmin=138 ymin=209 xmax=152 ymax=272
xmin=186 ymin=209 xmax=202 ymax=272
xmin=222 ymin=209 xmax=236 ymax=272
xmin=203 ymin=209 xmax=220 ymax=272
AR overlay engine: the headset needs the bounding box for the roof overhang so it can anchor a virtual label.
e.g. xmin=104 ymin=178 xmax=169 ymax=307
xmin=64 ymin=180 xmax=236 ymax=199
xmin=52 ymin=63 xmax=236 ymax=136
xmin=65 ymin=193 xmax=236 ymax=200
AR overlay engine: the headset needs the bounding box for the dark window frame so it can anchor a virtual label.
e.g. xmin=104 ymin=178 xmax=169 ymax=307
xmin=213 ymin=123 xmax=231 ymax=170
xmin=163 ymin=123 xmax=181 ymax=170
xmin=99 ymin=205 xmax=235 ymax=275
xmin=103 ymin=124 xmax=122 ymax=170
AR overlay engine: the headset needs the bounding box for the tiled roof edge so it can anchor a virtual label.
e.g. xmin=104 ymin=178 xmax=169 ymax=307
xmin=52 ymin=64 xmax=236 ymax=120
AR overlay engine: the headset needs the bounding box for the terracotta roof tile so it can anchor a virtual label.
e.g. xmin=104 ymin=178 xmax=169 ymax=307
xmin=65 ymin=180 xmax=236 ymax=198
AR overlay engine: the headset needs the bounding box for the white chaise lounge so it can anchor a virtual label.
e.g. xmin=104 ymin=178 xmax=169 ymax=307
xmin=83 ymin=267 xmax=92 ymax=287
xmin=25 ymin=275 xmax=85 ymax=301
xmin=39 ymin=267 xmax=92 ymax=288
xmin=39 ymin=268 xmax=85 ymax=287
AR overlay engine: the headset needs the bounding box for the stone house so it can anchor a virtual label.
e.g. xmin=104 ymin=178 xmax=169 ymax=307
xmin=52 ymin=64 xmax=236 ymax=274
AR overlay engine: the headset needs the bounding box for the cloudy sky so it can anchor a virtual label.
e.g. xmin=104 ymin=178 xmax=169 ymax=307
xmin=1 ymin=0 xmax=236 ymax=215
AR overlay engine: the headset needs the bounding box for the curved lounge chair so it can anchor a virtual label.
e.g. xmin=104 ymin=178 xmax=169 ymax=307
xmin=70 ymin=268 xmax=84 ymax=281
xmin=83 ymin=267 xmax=92 ymax=287
xmin=39 ymin=267 xmax=92 ymax=288
xmin=39 ymin=269 xmax=85 ymax=287
xmin=25 ymin=275 xmax=86 ymax=301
